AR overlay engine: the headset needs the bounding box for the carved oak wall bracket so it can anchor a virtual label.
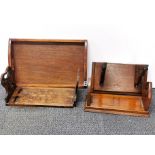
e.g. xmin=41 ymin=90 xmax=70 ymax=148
xmin=1 ymin=66 xmax=16 ymax=103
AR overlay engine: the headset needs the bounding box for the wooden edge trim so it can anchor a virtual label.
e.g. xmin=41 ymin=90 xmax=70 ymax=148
xmin=90 ymin=62 xmax=96 ymax=92
xmin=84 ymin=106 xmax=149 ymax=117
xmin=8 ymin=39 xmax=12 ymax=67
xmin=84 ymin=40 xmax=88 ymax=85
xmin=148 ymin=82 xmax=152 ymax=100
xmin=6 ymin=103 xmax=74 ymax=108
xmin=9 ymin=38 xmax=87 ymax=43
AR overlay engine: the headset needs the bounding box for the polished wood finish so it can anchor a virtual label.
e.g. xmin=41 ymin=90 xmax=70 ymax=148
xmin=2 ymin=39 xmax=87 ymax=107
xmin=85 ymin=62 xmax=152 ymax=117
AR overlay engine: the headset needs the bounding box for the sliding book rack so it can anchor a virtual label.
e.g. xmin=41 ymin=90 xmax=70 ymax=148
xmin=1 ymin=39 xmax=87 ymax=107
xmin=85 ymin=62 xmax=152 ymax=117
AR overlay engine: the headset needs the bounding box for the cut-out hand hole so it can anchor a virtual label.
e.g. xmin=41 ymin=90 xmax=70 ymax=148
xmin=4 ymin=74 xmax=8 ymax=79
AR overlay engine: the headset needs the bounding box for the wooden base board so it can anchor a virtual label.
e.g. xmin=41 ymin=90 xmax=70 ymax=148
xmin=85 ymin=93 xmax=149 ymax=117
xmin=7 ymin=87 xmax=76 ymax=107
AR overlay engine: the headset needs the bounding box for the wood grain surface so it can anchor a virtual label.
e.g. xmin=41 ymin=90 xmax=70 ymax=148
xmin=4 ymin=39 xmax=87 ymax=107
xmin=10 ymin=39 xmax=87 ymax=87
xmin=85 ymin=62 xmax=152 ymax=117
xmin=93 ymin=63 xmax=147 ymax=93
xmin=8 ymin=87 xmax=76 ymax=107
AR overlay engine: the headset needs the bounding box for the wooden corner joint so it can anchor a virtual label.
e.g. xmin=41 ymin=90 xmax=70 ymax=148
xmin=147 ymin=82 xmax=152 ymax=100
xmin=142 ymin=82 xmax=152 ymax=98
xmin=1 ymin=66 xmax=16 ymax=103
xmin=142 ymin=82 xmax=152 ymax=111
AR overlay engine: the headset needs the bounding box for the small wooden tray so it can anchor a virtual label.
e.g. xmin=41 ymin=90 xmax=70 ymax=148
xmin=85 ymin=62 xmax=152 ymax=117
xmin=1 ymin=39 xmax=87 ymax=107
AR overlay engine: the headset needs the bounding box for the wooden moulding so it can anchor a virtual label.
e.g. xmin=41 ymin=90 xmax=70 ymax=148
xmin=1 ymin=39 xmax=87 ymax=107
xmin=85 ymin=62 xmax=152 ymax=117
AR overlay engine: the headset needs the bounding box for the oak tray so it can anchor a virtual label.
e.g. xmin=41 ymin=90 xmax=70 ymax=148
xmin=1 ymin=39 xmax=87 ymax=107
xmin=85 ymin=62 xmax=152 ymax=117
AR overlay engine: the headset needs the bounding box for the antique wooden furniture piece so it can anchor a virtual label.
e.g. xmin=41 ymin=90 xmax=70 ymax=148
xmin=1 ymin=39 xmax=87 ymax=107
xmin=85 ymin=62 xmax=152 ymax=117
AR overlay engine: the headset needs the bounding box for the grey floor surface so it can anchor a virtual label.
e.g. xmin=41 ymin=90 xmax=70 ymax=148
xmin=0 ymin=85 xmax=155 ymax=135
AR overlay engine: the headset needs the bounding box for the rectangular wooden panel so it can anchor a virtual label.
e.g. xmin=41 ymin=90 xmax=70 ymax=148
xmin=93 ymin=63 xmax=148 ymax=94
xmin=8 ymin=87 xmax=76 ymax=107
xmin=85 ymin=93 xmax=149 ymax=117
xmin=10 ymin=39 xmax=87 ymax=88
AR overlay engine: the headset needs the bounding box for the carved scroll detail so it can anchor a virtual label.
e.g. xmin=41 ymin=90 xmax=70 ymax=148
xmin=1 ymin=67 xmax=16 ymax=103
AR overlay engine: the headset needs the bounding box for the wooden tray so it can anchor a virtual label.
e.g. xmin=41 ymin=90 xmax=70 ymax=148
xmin=85 ymin=62 xmax=152 ymax=117
xmin=1 ymin=39 xmax=87 ymax=107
